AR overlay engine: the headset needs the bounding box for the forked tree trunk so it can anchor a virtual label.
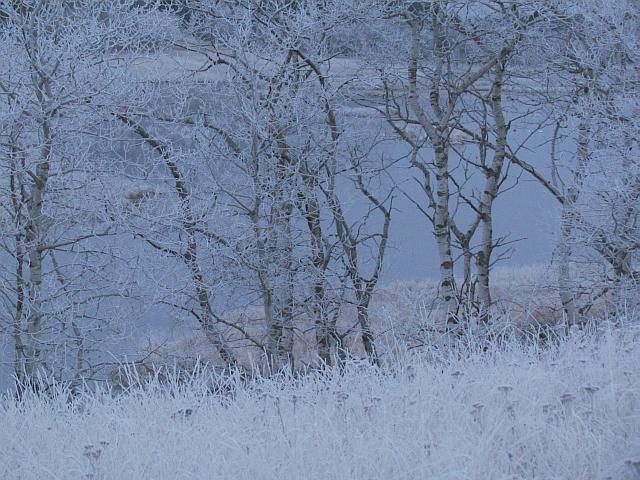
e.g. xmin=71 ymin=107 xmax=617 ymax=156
xmin=406 ymin=17 xmax=458 ymax=321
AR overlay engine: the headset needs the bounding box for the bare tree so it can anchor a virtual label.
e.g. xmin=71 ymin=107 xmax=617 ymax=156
xmin=118 ymin=0 xmax=395 ymax=369
xmin=365 ymin=1 xmax=544 ymax=325
xmin=0 ymin=0 xmax=175 ymax=391
xmin=504 ymin=0 xmax=640 ymax=322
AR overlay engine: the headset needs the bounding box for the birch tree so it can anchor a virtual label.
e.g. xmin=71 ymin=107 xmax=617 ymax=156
xmin=115 ymin=0 xmax=392 ymax=369
xmin=507 ymin=0 xmax=640 ymax=322
xmin=0 ymin=0 xmax=173 ymax=391
xmin=368 ymin=1 xmax=544 ymax=324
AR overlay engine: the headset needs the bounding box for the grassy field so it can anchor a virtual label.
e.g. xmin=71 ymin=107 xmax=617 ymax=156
xmin=1 ymin=321 xmax=639 ymax=480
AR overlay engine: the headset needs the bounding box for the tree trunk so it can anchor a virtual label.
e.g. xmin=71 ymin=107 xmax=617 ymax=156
xmin=299 ymin=182 xmax=334 ymax=366
xmin=24 ymin=111 xmax=53 ymax=384
xmin=476 ymin=51 xmax=509 ymax=314
xmin=355 ymin=285 xmax=379 ymax=366
xmin=266 ymin=200 xmax=295 ymax=371
xmin=119 ymin=115 xmax=237 ymax=366
xmin=406 ymin=17 xmax=457 ymax=321
xmin=432 ymin=145 xmax=457 ymax=320
xmin=558 ymin=117 xmax=590 ymax=325
xmin=9 ymin=159 xmax=27 ymax=390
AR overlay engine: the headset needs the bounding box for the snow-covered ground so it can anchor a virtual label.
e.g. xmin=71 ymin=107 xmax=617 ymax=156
xmin=1 ymin=322 xmax=638 ymax=480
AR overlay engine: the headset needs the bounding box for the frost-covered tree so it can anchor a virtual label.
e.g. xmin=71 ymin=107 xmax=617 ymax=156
xmin=358 ymin=1 xmax=548 ymax=324
xmin=115 ymin=0 xmax=393 ymax=369
xmin=0 ymin=0 xmax=176 ymax=392
xmin=509 ymin=0 xmax=640 ymax=323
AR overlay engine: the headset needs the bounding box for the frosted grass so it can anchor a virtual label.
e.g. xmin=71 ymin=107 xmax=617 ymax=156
xmin=1 ymin=324 xmax=639 ymax=480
